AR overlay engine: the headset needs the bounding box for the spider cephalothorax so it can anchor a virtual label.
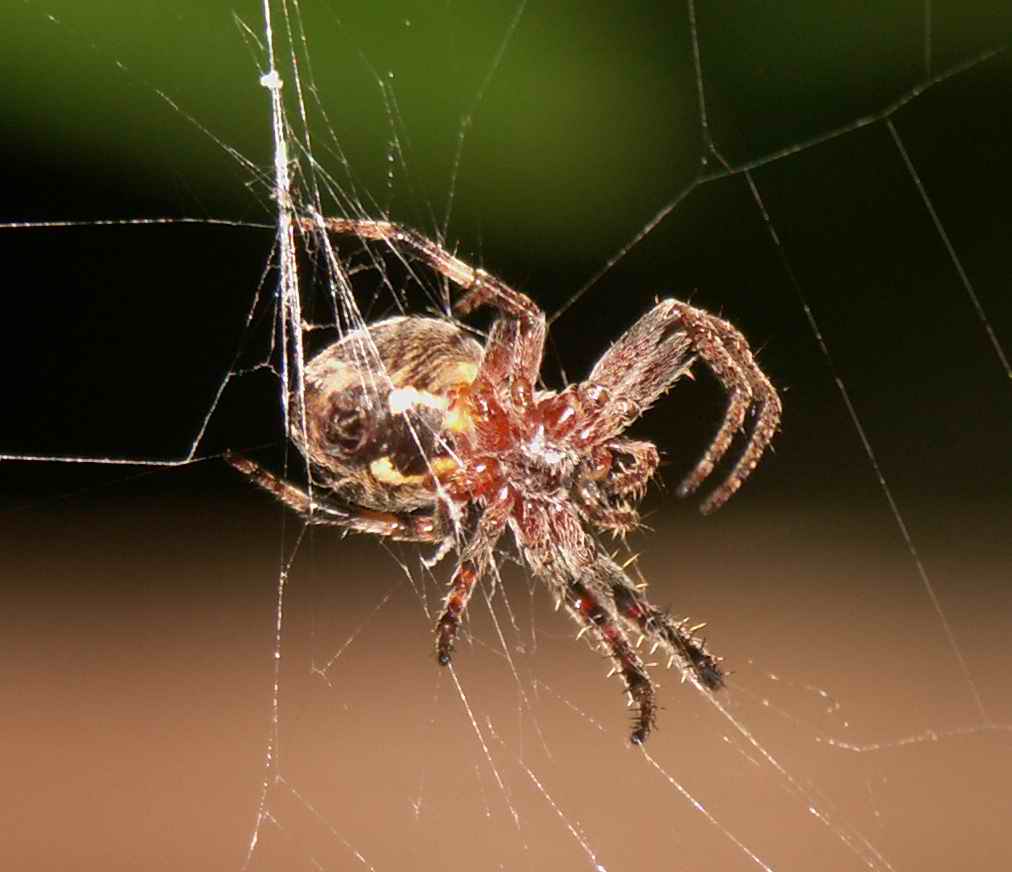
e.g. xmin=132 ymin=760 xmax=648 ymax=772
xmin=228 ymin=217 xmax=781 ymax=743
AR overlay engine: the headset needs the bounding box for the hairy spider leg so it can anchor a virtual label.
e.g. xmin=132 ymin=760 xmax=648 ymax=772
xmin=681 ymin=308 xmax=781 ymax=512
xmin=598 ymin=556 xmax=725 ymax=690
xmin=575 ymin=483 xmax=642 ymax=535
xmin=588 ymin=299 xmax=780 ymax=514
xmin=433 ymin=497 xmax=511 ymax=664
xmin=577 ymin=439 xmax=661 ymax=535
xmin=226 ymin=452 xmax=445 ymax=542
xmin=599 ymin=439 xmax=661 ymax=499
xmin=302 ymin=217 xmax=546 ymax=388
xmin=519 ymin=500 xmax=660 ymax=743
xmin=435 ymin=562 xmax=479 ymax=665
xmin=564 ymin=578 xmax=658 ymax=744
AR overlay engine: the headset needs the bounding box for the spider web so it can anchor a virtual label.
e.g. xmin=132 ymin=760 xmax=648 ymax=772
xmin=2 ymin=2 xmax=1011 ymax=871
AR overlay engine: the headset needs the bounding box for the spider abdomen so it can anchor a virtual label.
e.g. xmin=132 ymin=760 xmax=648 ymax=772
xmin=294 ymin=316 xmax=482 ymax=511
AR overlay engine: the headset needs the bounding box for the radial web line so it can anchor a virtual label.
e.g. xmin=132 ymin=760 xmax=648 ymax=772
xmin=740 ymin=168 xmax=991 ymax=726
xmin=441 ymin=0 xmax=529 ymax=236
xmin=885 ymin=118 xmax=1010 ymax=381
xmin=547 ymin=46 xmax=1003 ymax=328
xmin=479 ymin=581 xmax=555 ymax=760
xmin=274 ymin=775 xmax=377 ymax=870
xmin=686 ymin=0 xmax=711 ymax=149
xmin=448 ymin=666 xmax=527 ymax=842
xmin=488 ymin=723 xmax=608 ymax=871
xmin=0 ymin=217 xmax=265 ymax=231
xmin=701 ymin=692 xmax=896 ymax=871
xmin=640 ymin=747 xmax=774 ymax=872
xmin=242 ymin=1 xmax=305 ymax=867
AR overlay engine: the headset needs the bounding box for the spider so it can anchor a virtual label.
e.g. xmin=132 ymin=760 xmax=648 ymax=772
xmin=227 ymin=217 xmax=781 ymax=744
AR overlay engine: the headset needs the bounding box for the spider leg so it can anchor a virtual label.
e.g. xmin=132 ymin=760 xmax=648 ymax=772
xmin=298 ymin=217 xmax=535 ymax=320
xmin=586 ymin=298 xmax=696 ymax=441
xmin=575 ymin=485 xmax=641 ymax=536
xmin=598 ymin=556 xmax=724 ymax=690
xmin=299 ymin=217 xmax=486 ymax=308
xmin=434 ymin=496 xmax=511 ymax=665
xmin=561 ymin=577 xmax=657 ymax=744
xmin=671 ymin=303 xmax=782 ymax=513
xmin=600 ymin=438 xmax=660 ymax=500
xmin=435 ymin=561 xmax=481 ymax=665
xmin=225 ymin=452 xmax=444 ymax=542
xmin=574 ymin=439 xmax=661 ymax=535
xmin=588 ymin=299 xmax=780 ymax=513
xmin=519 ymin=500 xmax=658 ymax=742
xmin=303 ymin=217 xmax=546 ymax=386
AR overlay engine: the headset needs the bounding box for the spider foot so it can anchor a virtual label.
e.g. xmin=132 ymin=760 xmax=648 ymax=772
xmin=666 ymin=302 xmax=781 ymax=514
xmin=566 ymin=579 xmax=658 ymax=743
xmin=435 ymin=619 xmax=456 ymax=666
xmin=677 ymin=638 xmax=724 ymax=690
xmin=435 ymin=563 xmax=478 ymax=666
xmin=627 ymin=672 xmax=658 ymax=745
xmin=611 ymin=584 xmax=725 ymax=691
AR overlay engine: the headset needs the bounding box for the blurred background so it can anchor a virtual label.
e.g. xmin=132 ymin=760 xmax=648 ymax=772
xmin=2 ymin=2 xmax=1010 ymax=870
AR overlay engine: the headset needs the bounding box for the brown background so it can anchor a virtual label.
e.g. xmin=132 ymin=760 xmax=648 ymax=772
xmin=5 ymin=479 xmax=1010 ymax=870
